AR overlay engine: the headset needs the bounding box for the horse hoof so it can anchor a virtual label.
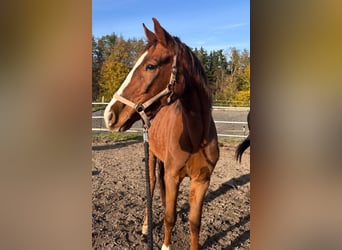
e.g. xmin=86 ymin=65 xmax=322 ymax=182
xmin=161 ymin=244 xmax=170 ymax=250
xmin=141 ymin=225 xmax=148 ymax=235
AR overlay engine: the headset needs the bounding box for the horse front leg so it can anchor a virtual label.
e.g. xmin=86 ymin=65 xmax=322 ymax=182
xmin=161 ymin=172 xmax=180 ymax=250
xmin=142 ymin=152 xmax=157 ymax=235
xmin=188 ymin=170 xmax=211 ymax=250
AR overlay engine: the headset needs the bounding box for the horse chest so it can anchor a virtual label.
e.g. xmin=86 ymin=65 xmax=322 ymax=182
xmin=149 ymin=106 xmax=192 ymax=163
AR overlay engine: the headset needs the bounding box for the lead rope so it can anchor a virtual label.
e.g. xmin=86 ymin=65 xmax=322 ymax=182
xmin=142 ymin=122 xmax=153 ymax=250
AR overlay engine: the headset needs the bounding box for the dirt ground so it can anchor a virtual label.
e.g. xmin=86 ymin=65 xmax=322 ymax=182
xmin=92 ymin=137 xmax=250 ymax=250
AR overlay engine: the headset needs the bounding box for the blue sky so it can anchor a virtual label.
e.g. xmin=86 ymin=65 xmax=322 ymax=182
xmin=92 ymin=0 xmax=249 ymax=52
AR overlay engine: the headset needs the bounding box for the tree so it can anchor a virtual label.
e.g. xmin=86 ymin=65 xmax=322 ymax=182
xmin=236 ymin=63 xmax=250 ymax=91
xmin=98 ymin=59 xmax=130 ymax=100
xmin=99 ymin=33 xmax=118 ymax=58
xmin=193 ymin=48 xmax=229 ymax=99
xmin=193 ymin=47 xmax=209 ymax=68
xmin=97 ymin=36 xmax=145 ymax=101
xmin=92 ymin=36 xmax=105 ymax=100
xmin=211 ymin=49 xmax=228 ymax=98
xmin=230 ymin=61 xmax=250 ymax=106
xmin=92 ymin=33 xmax=121 ymax=100
xmin=92 ymin=32 xmax=250 ymax=106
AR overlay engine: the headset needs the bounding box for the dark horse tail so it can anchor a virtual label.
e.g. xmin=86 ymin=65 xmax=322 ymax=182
xmin=236 ymin=111 xmax=251 ymax=162
xmin=235 ymin=135 xmax=250 ymax=162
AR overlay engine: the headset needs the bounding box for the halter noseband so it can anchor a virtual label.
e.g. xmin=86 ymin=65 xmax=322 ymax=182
xmin=114 ymin=52 xmax=178 ymax=128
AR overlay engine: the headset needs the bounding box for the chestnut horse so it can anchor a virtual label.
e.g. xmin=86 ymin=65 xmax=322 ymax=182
xmin=104 ymin=18 xmax=219 ymax=250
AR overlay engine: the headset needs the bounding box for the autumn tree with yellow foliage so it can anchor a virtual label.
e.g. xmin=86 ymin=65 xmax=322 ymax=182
xmin=230 ymin=62 xmax=250 ymax=106
xmin=98 ymin=37 xmax=144 ymax=100
xmin=93 ymin=36 xmax=144 ymax=101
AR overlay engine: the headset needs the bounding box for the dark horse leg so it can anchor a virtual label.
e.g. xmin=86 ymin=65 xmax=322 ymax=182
xmin=142 ymin=157 xmax=166 ymax=235
xmin=158 ymin=159 xmax=166 ymax=207
xmin=142 ymin=152 xmax=157 ymax=235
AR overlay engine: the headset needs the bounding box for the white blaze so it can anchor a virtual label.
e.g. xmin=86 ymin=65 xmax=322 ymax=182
xmin=104 ymin=51 xmax=148 ymax=129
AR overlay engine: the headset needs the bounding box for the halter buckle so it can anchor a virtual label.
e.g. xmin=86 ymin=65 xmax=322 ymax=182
xmin=135 ymin=103 xmax=145 ymax=113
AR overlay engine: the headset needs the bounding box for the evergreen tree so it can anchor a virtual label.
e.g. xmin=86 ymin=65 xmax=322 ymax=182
xmin=92 ymin=36 xmax=105 ymax=100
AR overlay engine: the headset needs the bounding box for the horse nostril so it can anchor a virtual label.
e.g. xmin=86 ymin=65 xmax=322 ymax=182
xmin=108 ymin=112 xmax=113 ymax=121
xmin=105 ymin=111 xmax=116 ymax=128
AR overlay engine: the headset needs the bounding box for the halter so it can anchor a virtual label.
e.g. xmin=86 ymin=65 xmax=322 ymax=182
xmin=114 ymin=52 xmax=178 ymax=128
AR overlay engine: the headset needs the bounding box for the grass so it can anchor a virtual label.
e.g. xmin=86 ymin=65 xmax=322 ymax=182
xmin=92 ymin=132 xmax=243 ymax=147
xmin=92 ymin=106 xmax=106 ymax=112
xmin=92 ymin=132 xmax=143 ymax=142
xmin=218 ymin=137 xmax=243 ymax=147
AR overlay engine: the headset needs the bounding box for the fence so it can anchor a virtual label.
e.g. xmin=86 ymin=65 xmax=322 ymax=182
xmin=92 ymin=103 xmax=249 ymax=138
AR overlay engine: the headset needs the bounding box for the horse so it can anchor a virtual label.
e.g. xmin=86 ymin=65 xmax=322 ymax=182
xmin=235 ymin=111 xmax=250 ymax=162
xmin=104 ymin=18 xmax=219 ymax=250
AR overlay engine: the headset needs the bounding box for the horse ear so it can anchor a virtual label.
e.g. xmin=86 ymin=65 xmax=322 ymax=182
xmin=143 ymin=23 xmax=156 ymax=42
xmin=152 ymin=17 xmax=173 ymax=48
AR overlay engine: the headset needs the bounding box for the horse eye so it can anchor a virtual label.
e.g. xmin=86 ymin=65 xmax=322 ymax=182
xmin=145 ymin=64 xmax=157 ymax=71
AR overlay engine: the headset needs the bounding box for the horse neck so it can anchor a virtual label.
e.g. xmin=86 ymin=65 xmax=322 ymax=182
xmin=179 ymin=80 xmax=212 ymax=145
xmin=176 ymin=44 xmax=213 ymax=145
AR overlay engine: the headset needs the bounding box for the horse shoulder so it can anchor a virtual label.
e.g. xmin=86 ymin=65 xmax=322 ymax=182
xmin=149 ymin=104 xmax=191 ymax=165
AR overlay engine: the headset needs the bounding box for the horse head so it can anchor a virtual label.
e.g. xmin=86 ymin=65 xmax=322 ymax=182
xmin=104 ymin=18 xmax=185 ymax=131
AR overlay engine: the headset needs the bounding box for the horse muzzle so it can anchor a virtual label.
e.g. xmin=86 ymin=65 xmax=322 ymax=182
xmin=104 ymin=109 xmax=117 ymax=130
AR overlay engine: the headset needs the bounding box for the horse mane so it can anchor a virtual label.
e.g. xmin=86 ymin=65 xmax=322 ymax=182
xmin=173 ymin=37 xmax=214 ymax=145
xmin=173 ymin=37 xmax=212 ymax=107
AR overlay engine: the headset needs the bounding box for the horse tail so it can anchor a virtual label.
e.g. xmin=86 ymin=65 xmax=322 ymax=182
xmin=235 ymin=135 xmax=250 ymax=162
xmin=157 ymin=159 xmax=166 ymax=207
